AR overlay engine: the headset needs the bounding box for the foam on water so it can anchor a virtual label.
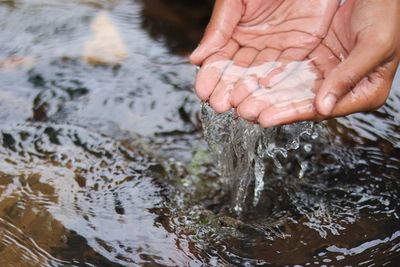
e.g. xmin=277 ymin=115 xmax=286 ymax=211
xmin=201 ymin=103 xmax=319 ymax=213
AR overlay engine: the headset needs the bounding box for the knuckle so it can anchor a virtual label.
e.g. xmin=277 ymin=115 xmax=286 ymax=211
xmin=332 ymin=69 xmax=360 ymax=94
xmin=343 ymin=73 xmax=359 ymax=89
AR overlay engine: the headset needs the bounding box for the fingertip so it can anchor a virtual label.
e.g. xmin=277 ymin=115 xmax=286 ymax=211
xmin=209 ymin=102 xmax=231 ymax=114
xmin=316 ymin=93 xmax=337 ymax=116
xmin=236 ymin=101 xmax=260 ymax=121
xmin=258 ymin=116 xmax=279 ymax=129
xmin=190 ymin=31 xmax=230 ymax=65
xmin=258 ymin=109 xmax=288 ymax=129
xmin=195 ymin=60 xmax=229 ymax=101
xmin=258 ymin=101 xmax=317 ymax=128
xmin=209 ymin=92 xmax=232 ymax=114
xmin=230 ymin=94 xmax=243 ymax=108
xmin=195 ymin=80 xmax=212 ymax=101
xmin=230 ymin=77 xmax=257 ymax=107
xmin=190 ymin=45 xmax=205 ymax=65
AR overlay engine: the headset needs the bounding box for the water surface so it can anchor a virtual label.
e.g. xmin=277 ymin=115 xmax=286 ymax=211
xmin=0 ymin=0 xmax=399 ymax=266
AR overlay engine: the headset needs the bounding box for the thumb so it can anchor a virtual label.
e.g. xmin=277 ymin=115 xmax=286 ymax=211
xmin=190 ymin=0 xmax=243 ymax=65
xmin=315 ymin=38 xmax=389 ymax=116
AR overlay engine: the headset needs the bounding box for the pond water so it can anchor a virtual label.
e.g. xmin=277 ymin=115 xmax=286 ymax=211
xmin=0 ymin=0 xmax=399 ymax=266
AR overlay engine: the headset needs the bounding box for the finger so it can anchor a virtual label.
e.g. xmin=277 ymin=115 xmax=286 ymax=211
xmin=315 ymin=39 xmax=390 ymax=116
xmin=237 ymin=77 xmax=320 ymax=122
xmin=331 ymin=59 xmax=398 ymax=117
xmin=236 ymin=89 xmax=274 ymax=122
xmin=235 ymin=70 xmax=297 ymax=123
xmin=258 ymin=80 xmax=323 ymax=128
xmin=258 ymin=99 xmax=318 ymax=128
xmin=230 ymin=48 xmax=281 ymax=107
xmin=190 ymin=0 xmax=243 ymax=65
xmin=195 ymin=40 xmax=239 ymax=101
xmin=209 ymin=47 xmax=258 ymax=113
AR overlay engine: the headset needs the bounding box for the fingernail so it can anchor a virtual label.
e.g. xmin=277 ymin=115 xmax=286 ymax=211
xmin=321 ymin=94 xmax=337 ymax=115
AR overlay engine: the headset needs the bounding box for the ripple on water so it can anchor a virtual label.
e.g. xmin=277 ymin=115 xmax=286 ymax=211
xmin=0 ymin=124 xmax=205 ymax=266
xmin=195 ymin=99 xmax=400 ymax=265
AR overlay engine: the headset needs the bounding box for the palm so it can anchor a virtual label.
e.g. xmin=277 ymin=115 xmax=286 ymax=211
xmin=192 ymin=0 xmax=339 ymax=115
xmin=233 ymin=0 xmax=336 ymax=55
xmin=238 ymin=0 xmax=399 ymax=126
xmin=192 ymin=0 xmax=398 ymax=127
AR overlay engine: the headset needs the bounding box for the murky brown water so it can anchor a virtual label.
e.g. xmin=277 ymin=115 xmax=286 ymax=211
xmin=0 ymin=0 xmax=399 ymax=266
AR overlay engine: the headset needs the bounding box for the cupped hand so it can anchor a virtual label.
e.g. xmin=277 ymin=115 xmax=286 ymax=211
xmin=191 ymin=0 xmax=400 ymax=128
xmin=259 ymin=0 xmax=400 ymax=126
xmin=190 ymin=0 xmax=339 ymax=115
xmin=313 ymin=0 xmax=400 ymax=119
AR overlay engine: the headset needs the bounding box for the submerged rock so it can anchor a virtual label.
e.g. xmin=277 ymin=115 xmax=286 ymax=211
xmin=83 ymin=12 xmax=128 ymax=66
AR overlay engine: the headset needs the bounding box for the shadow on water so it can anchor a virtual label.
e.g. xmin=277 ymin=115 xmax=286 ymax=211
xmin=0 ymin=0 xmax=399 ymax=266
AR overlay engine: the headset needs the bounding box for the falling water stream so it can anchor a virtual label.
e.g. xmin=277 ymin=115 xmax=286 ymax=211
xmin=201 ymin=103 xmax=319 ymax=213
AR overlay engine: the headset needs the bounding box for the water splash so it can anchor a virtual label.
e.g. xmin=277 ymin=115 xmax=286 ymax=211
xmin=201 ymin=103 xmax=319 ymax=213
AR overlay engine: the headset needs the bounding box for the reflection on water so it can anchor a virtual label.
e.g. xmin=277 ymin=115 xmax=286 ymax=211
xmin=0 ymin=124 xmax=192 ymax=266
xmin=0 ymin=0 xmax=399 ymax=266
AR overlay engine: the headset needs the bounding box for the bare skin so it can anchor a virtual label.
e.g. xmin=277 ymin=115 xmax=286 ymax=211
xmin=191 ymin=0 xmax=400 ymax=128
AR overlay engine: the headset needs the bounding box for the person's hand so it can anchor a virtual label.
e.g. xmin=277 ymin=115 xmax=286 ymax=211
xmin=235 ymin=0 xmax=400 ymax=127
xmin=191 ymin=0 xmax=400 ymax=128
xmin=190 ymin=0 xmax=339 ymax=116
xmin=313 ymin=0 xmax=400 ymax=119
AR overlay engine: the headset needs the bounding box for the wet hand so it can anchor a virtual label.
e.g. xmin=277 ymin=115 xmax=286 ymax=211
xmin=238 ymin=0 xmax=400 ymax=126
xmin=190 ymin=0 xmax=339 ymax=121
xmin=314 ymin=0 xmax=400 ymax=118
xmin=191 ymin=0 xmax=400 ymax=128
